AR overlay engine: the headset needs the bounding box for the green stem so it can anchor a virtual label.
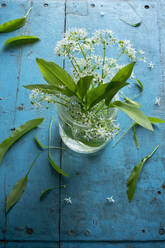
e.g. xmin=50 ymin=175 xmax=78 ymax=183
xmin=78 ymin=42 xmax=86 ymax=59
xmin=113 ymin=122 xmax=135 ymax=147
xmin=102 ymin=42 xmax=106 ymax=79
xmin=116 ymin=51 xmax=124 ymax=61
xmin=70 ymin=52 xmax=82 ymax=73
xmin=25 ymin=7 xmax=32 ymax=18
xmin=68 ymin=54 xmax=80 ymax=76
xmin=27 ymin=151 xmax=41 ymax=176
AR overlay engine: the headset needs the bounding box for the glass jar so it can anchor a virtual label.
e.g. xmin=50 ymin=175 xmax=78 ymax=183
xmin=57 ymin=99 xmax=118 ymax=154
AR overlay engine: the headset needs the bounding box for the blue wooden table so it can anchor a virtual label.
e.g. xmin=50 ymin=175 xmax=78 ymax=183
xmin=0 ymin=0 xmax=165 ymax=247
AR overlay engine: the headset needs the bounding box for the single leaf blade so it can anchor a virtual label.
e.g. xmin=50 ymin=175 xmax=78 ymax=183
xmin=87 ymin=83 xmax=108 ymax=109
xmin=135 ymin=78 xmax=143 ymax=92
xmin=6 ymin=176 xmax=28 ymax=213
xmin=0 ymin=17 xmax=26 ymax=33
xmin=133 ymin=125 xmax=139 ymax=149
xmin=120 ymin=18 xmax=142 ymax=27
xmin=0 ymin=118 xmax=44 ymax=164
xmin=105 ymin=81 xmax=129 ymax=105
xmin=111 ymin=62 xmax=136 ymax=82
xmin=0 ymin=7 xmax=32 ymax=33
xmin=40 ymin=185 xmax=66 ymax=200
xmin=127 ymin=145 xmax=159 ymax=202
xmin=6 ymin=151 xmax=40 ymax=213
xmin=36 ymin=58 xmax=76 ymax=92
xmin=148 ymin=117 xmax=165 ymax=123
xmin=48 ymin=118 xmax=69 ymax=177
xmin=76 ymin=76 xmax=93 ymax=100
xmin=48 ymin=152 xmax=69 ymax=177
xmin=112 ymin=101 xmax=153 ymax=131
xmin=4 ymin=36 xmax=40 ymax=47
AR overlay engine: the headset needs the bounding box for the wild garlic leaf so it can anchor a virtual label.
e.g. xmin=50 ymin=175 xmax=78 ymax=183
xmin=105 ymin=81 xmax=129 ymax=105
xmin=40 ymin=185 xmax=66 ymax=200
xmin=121 ymin=93 xmax=141 ymax=108
xmin=6 ymin=176 xmax=28 ymax=213
xmin=4 ymin=36 xmax=40 ymax=47
xmin=133 ymin=125 xmax=139 ymax=149
xmin=0 ymin=118 xmax=44 ymax=165
xmin=148 ymin=117 xmax=165 ymax=123
xmin=76 ymin=76 xmax=93 ymax=100
xmin=127 ymin=145 xmax=159 ymax=202
xmin=48 ymin=118 xmax=69 ymax=177
xmin=120 ymin=18 xmax=142 ymax=27
xmin=135 ymin=78 xmax=143 ymax=92
xmin=0 ymin=7 xmax=32 ymax=33
xmin=111 ymin=101 xmax=153 ymax=131
xmin=24 ymin=84 xmax=74 ymax=97
xmin=87 ymin=84 xmax=108 ymax=109
xmin=111 ymin=62 xmax=136 ymax=83
xmin=6 ymin=152 xmax=41 ymax=213
xmin=36 ymin=58 xmax=76 ymax=93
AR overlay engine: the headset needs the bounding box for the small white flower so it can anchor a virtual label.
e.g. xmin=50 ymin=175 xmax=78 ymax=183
xmin=64 ymin=197 xmax=72 ymax=204
xmin=100 ymin=11 xmax=104 ymax=16
xmin=106 ymin=196 xmax=115 ymax=203
xmin=155 ymin=97 xmax=160 ymax=106
xmin=138 ymin=49 xmax=145 ymax=55
xmin=148 ymin=61 xmax=154 ymax=69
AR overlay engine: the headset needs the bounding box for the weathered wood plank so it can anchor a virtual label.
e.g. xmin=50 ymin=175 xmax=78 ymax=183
xmin=61 ymin=241 xmax=165 ymax=248
xmin=60 ymin=0 xmax=165 ymax=241
xmin=0 ymin=0 xmax=65 ymax=242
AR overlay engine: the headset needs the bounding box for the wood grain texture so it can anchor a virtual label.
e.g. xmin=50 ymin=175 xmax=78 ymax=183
xmin=0 ymin=0 xmax=165 ymax=247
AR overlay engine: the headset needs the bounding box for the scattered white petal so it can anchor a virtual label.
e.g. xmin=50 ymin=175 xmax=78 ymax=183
xmin=155 ymin=97 xmax=160 ymax=106
xmin=148 ymin=61 xmax=154 ymax=69
xmin=64 ymin=197 xmax=72 ymax=204
xmin=106 ymin=196 xmax=115 ymax=203
xmin=100 ymin=12 xmax=105 ymax=16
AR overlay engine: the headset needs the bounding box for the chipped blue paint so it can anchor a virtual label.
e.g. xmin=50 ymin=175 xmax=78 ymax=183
xmin=0 ymin=0 xmax=165 ymax=247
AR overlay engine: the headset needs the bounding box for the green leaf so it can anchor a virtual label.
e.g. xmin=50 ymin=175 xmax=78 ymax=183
xmin=133 ymin=125 xmax=139 ymax=149
xmin=135 ymin=78 xmax=143 ymax=92
xmin=76 ymin=76 xmax=93 ymax=100
xmin=4 ymin=36 xmax=40 ymax=47
xmin=105 ymin=81 xmax=129 ymax=105
xmin=111 ymin=101 xmax=153 ymax=131
xmin=48 ymin=118 xmax=69 ymax=177
xmin=36 ymin=58 xmax=76 ymax=93
xmin=6 ymin=152 xmax=40 ymax=213
xmin=127 ymin=145 xmax=159 ymax=202
xmin=0 ymin=118 xmax=44 ymax=165
xmin=120 ymin=92 xmax=141 ymax=108
xmin=87 ymin=84 xmax=108 ymax=109
xmin=0 ymin=7 xmax=32 ymax=33
xmin=111 ymin=62 xmax=136 ymax=82
xmin=24 ymin=84 xmax=73 ymax=97
xmin=120 ymin=18 xmax=142 ymax=27
xmin=148 ymin=117 xmax=165 ymax=123
xmin=40 ymin=185 xmax=66 ymax=200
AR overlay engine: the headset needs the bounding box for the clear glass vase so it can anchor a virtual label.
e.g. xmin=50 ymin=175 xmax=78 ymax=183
xmin=57 ymin=100 xmax=118 ymax=154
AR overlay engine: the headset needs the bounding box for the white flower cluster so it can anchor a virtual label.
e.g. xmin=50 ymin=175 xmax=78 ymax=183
xmin=29 ymin=89 xmax=55 ymax=109
xmin=54 ymin=28 xmax=146 ymax=83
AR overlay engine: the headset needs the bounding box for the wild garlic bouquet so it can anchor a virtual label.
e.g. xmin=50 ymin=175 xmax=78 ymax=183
xmin=24 ymin=29 xmax=152 ymax=153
